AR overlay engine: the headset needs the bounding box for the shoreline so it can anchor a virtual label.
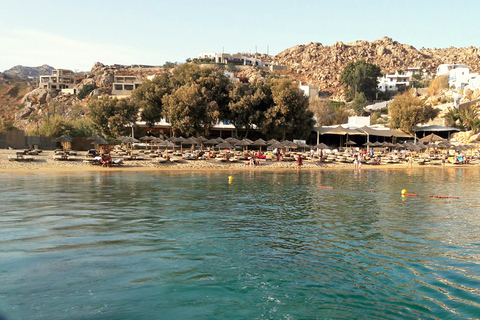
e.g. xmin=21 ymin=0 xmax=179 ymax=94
xmin=1 ymin=149 xmax=477 ymax=175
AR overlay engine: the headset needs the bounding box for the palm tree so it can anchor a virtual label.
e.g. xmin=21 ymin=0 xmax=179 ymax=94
xmin=459 ymin=106 xmax=479 ymax=131
xmin=443 ymin=107 xmax=460 ymax=127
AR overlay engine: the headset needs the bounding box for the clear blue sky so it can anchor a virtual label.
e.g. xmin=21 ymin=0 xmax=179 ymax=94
xmin=1 ymin=0 xmax=479 ymax=72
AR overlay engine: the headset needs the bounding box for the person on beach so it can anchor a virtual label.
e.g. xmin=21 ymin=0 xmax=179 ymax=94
xmin=442 ymin=154 xmax=446 ymax=167
xmin=353 ymin=154 xmax=359 ymax=170
xmin=297 ymin=155 xmax=302 ymax=168
xmin=101 ymin=151 xmax=113 ymax=167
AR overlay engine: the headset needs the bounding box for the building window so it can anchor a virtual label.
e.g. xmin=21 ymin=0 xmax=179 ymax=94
xmin=124 ymin=85 xmax=134 ymax=91
xmin=114 ymin=84 xmax=123 ymax=90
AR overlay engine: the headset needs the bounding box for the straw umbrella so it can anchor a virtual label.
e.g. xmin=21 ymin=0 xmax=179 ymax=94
xmin=315 ymin=143 xmax=329 ymax=149
xmin=216 ymin=141 xmax=234 ymax=150
xmin=122 ymin=136 xmax=139 ymax=153
xmin=183 ymin=137 xmax=198 ymax=152
xmin=196 ymin=136 xmax=208 ymax=150
xmin=225 ymin=137 xmax=239 ymax=144
xmin=235 ymin=139 xmax=253 ymax=152
xmin=139 ymin=136 xmax=155 ymax=151
xmin=53 ymin=134 xmax=73 ymax=151
xmin=252 ymin=138 xmax=267 ymax=152
xmin=267 ymin=138 xmax=279 ymax=145
xmin=172 ymin=136 xmax=186 ymax=152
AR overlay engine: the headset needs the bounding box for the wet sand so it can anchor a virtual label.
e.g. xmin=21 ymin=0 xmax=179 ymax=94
xmin=0 ymin=149 xmax=476 ymax=175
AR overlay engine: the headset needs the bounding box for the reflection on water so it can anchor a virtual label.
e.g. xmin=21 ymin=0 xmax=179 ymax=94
xmin=1 ymin=168 xmax=480 ymax=319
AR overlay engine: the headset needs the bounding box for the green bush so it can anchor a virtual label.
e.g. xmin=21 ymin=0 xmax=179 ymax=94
xmin=77 ymin=84 xmax=97 ymax=100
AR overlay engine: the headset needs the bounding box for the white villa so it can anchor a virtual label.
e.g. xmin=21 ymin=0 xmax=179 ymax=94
xmin=299 ymin=81 xmax=319 ymax=99
xmin=437 ymin=64 xmax=468 ymax=76
xmin=378 ymin=72 xmax=410 ymax=91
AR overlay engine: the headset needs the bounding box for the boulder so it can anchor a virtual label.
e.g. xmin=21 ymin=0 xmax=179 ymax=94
xmin=21 ymin=88 xmax=48 ymax=104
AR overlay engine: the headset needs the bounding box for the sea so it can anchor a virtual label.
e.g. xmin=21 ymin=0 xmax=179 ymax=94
xmin=1 ymin=168 xmax=480 ymax=320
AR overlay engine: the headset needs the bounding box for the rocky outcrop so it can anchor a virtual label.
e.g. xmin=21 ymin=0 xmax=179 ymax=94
xmin=21 ymin=88 xmax=50 ymax=105
xmin=3 ymin=64 xmax=54 ymax=78
xmin=273 ymin=37 xmax=480 ymax=99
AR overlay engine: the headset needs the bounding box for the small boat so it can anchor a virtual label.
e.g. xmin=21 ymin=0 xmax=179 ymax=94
xmin=169 ymin=156 xmax=180 ymax=163
xmin=215 ymin=157 xmax=227 ymax=162
xmin=158 ymin=158 xmax=167 ymax=164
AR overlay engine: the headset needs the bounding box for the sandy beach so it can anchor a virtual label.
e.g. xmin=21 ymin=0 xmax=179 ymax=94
xmin=1 ymin=149 xmax=478 ymax=175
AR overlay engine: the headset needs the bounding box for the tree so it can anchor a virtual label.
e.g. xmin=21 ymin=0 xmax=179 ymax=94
xmin=162 ymin=64 xmax=231 ymax=136
xmin=263 ymin=78 xmax=315 ymax=140
xmin=443 ymin=107 xmax=460 ymax=127
xmin=132 ymin=73 xmax=172 ymax=128
xmin=88 ymin=98 xmax=138 ymax=138
xmin=340 ymin=60 xmax=382 ymax=101
xmin=162 ymin=83 xmax=220 ymax=137
xmin=389 ymin=91 xmax=439 ymax=133
xmin=77 ymin=84 xmax=97 ymax=100
xmin=459 ymin=106 xmax=479 ymax=131
xmin=309 ymin=98 xmax=335 ymax=126
xmin=351 ymin=92 xmax=367 ymax=115
xmin=227 ymin=80 xmax=272 ymax=138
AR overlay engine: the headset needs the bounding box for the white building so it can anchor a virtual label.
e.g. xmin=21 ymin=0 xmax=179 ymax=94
xmin=437 ymin=64 xmax=468 ymax=76
xmin=299 ymin=82 xmax=319 ymax=99
xmin=378 ymin=72 xmax=410 ymax=91
xmin=197 ymin=52 xmax=285 ymax=70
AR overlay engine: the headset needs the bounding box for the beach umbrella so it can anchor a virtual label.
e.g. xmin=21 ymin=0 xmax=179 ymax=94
xmin=196 ymin=136 xmax=208 ymax=144
xmin=216 ymin=137 xmax=225 ymax=143
xmin=225 ymin=137 xmax=239 ymax=144
xmin=116 ymin=136 xmax=128 ymax=142
xmin=269 ymin=142 xmax=284 ymax=150
xmin=315 ymin=143 xmax=329 ymax=149
xmin=363 ymin=142 xmax=375 ymax=147
xmin=419 ymin=133 xmax=447 ymax=143
xmin=183 ymin=137 xmax=198 ymax=152
xmin=204 ymin=139 xmax=219 ymax=146
xmin=235 ymin=139 xmax=253 ymax=151
xmin=122 ymin=136 xmax=140 ymax=153
xmin=172 ymin=136 xmax=186 ymax=152
xmin=88 ymin=134 xmax=106 ymax=141
xmin=150 ymin=138 xmax=164 ymax=151
xmin=251 ymin=138 xmax=267 ymax=152
xmin=345 ymin=140 xmax=357 ymax=146
xmin=195 ymin=136 xmax=208 ymax=150
xmin=281 ymin=140 xmax=298 ymax=149
xmin=267 ymin=139 xmax=279 ymax=145
xmin=139 ymin=136 xmax=155 ymax=150
xmin=296 ymin=141 xmax=310 ymax=152
xmin=53 ymin=134 xmax=74 ymax=151
xmin=167 ymin=136 xmax=177 ymax=142
xmin=216 ymin=141 xmax=234 ymax=150
xmin=372 ymin=141 xmax=383 ymax=147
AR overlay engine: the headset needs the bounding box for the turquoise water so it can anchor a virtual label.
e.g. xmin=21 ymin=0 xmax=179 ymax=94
xmin=1 ymin=168 xmax=480 ymax=319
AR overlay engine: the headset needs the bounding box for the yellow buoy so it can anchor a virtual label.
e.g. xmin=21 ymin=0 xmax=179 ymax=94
xmin=402 ymin=189 xmax=407 ymax=195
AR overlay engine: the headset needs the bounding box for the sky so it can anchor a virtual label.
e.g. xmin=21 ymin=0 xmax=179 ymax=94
xmin=1 ymin=0 xmax=480 ymax=72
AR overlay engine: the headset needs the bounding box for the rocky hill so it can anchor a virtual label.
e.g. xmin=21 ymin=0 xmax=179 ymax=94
xmin=3 ymin=64 xmax=55 ymax=79
xmin=273 ymin=37 xmax=480 ymax=99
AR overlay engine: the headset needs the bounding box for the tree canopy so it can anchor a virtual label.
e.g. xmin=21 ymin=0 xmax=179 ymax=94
xmin=88 ymin=98 xmax=138 ymax=138
xmin=340 ymin=60 xmax=382 ymax=101
xmin=389 ymin=91 xmax=439 ymax=133
xmin=132 ymin=73 xmax=172 ymax=128
xmin=131 ymin=63 xmax=315 ymax=139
